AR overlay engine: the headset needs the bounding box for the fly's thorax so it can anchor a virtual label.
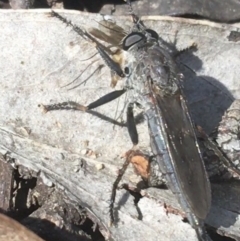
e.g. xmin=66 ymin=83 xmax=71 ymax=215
xmin=123 ymin=46 xmax=180 ymax=97
xmin=142 ymin=45 xmax=181 ymax=96
xmin=122 ymin=29 xmax=181 ymax=99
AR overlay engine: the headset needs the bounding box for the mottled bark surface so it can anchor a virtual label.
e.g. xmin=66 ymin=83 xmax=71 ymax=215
xmin=0 ymin=10 xmax=240 ymax=241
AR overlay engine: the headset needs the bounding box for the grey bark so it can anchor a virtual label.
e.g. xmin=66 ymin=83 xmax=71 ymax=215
xmin=0 ymin=10 xmax=240 ymax=241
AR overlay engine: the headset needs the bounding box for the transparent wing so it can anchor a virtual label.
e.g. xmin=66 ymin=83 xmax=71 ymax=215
xmin=89 ymin=20 xmax=127 ymax=46
xmin=155 ymin=90 xmax=211 ymax=219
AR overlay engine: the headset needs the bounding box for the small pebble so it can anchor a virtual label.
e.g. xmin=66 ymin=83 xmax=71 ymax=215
xmin=96 ymin=163 xmax=104 ymax=170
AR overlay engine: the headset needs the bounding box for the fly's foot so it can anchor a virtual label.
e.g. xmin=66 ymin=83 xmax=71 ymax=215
xmin=38 ymin=101 xmax=88 ymax=113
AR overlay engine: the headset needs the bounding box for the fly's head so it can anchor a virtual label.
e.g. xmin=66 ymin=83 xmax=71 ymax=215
xmin=120 ymin=29 xmax=160 ymax=86
xmin=122 ymin=0 xmax=160 ymax=52
xmin=123 ymin=0 xmax=177 ymax=58
xmin=122 ymin=29 xmax=159 ymax=52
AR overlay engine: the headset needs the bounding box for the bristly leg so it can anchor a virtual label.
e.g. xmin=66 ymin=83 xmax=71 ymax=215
xmin=51 ymin=11 xmax=125 ymax=79
xmin=95 ymin=45 xmax=125 ymax=78
xmin=39 ymin=101 xmax=87 ymax=113
xmin=196 ymin=125 xmax=240 ymax=178
xmin=109 ymin=100 xmax=140 ymax=225
xmin=51 ymin=11 xmax=97 ymax=43
xmin=109 ymin=148 xmax=142 ymax=226
xmin=39 ymin=89 xmax=126 ymax=114
xmin=109 ymin=148 xmax=166 ymax=226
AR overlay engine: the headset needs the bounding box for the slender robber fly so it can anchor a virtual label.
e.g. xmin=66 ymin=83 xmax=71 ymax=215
xmin=41 ymin=2 xmax=212 ymax=240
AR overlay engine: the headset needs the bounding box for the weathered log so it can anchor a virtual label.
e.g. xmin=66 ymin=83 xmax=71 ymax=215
xmin=0 ymin=10 xmax=240 ymax=241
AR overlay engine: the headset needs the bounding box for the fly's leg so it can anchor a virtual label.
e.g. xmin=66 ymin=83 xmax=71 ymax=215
xmin=40 ymin=89 xmax=127 ymax=227
xmin=110 ymin=103 xmax=165 ymax=224
xmin=109 ymin=149 xmax=132 ymax=226
xmin=87 ymin=89 xmax=126 ymax=110
xmin=110 ymin=103 xmax=140 ymax=225
xmin=109 ymin=149 xmax=151 ymax=226
xmin=214 ymin=100 xmax=240 ymax=177
xmin=95 ymin=44 xmax=124 ymax=78
xmin=197 ymin=125 xmax=240 ymax=180
xmin=51 ymin=11 xmax=125 ymax=79
xmin=109 ymin=151 xmax=167 ymax=225
xmin=39 ymin=101 xmax=86 ymax=113
xmin=51 ymin=11 xmax=105 ymax=48
xmin=39 ymin=89 xmax=126 ymax=113
xmin=126 ymin=103 xmax=138 ymax=145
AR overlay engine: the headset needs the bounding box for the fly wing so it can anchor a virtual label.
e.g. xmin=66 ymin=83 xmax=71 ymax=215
xmin=154 ymin=90 xmax=211 ymax=219
xmin=89 ymin=20 xmax=127 ymax=46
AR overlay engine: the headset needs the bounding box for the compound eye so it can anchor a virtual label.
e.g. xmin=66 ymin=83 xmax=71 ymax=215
xmin=145 ymin=29 xmax=159 ymax=40
xmin=122 ymin=32 xmax=145 ymax=50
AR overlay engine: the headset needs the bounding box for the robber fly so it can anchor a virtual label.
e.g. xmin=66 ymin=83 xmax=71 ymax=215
xmin=42 ymin=2 xmax=212 ymax=240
